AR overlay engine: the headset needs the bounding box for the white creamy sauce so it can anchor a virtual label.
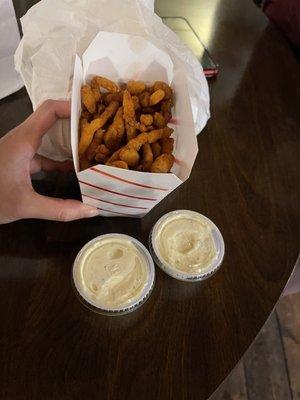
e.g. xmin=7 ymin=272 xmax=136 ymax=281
xmin=74 ymin=237 xmax=149 ymax=309
xmin=154 ymin=212 xmax=217 ymax=274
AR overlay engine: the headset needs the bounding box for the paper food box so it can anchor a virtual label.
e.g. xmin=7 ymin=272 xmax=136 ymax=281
xmin=71 ymin=31 xmax=198 ymax=218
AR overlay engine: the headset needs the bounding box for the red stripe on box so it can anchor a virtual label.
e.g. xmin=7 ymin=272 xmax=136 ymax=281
xmin=90 ymin=167 xmax=169 ymax=191
xmin=82 ymin=193 xmax=147 ymax=210
xmin=79 ymin=180 xmax=157 ymax=201
xmin=97 ymin=207 xmax=140 ymax=216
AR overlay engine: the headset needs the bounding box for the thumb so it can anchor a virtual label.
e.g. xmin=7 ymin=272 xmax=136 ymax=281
xmin=24 ymin=193 xmax=100 ymax=222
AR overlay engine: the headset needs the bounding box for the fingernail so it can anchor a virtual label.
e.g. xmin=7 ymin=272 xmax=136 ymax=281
xmin=85 ymin=207 xmax=100 ymax=218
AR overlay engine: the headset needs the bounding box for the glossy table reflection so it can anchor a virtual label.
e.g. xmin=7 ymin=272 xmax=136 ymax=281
xmin=0 ymin=1 xmax=299 ymax=399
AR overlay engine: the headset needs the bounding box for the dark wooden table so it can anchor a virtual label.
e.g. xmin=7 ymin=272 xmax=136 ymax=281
xmin=1 ymin=1 xmax=299 ymax=399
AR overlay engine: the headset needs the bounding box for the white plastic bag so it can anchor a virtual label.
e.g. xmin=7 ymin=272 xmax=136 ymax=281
xmin=15 ymin=0 xmax=210 ymax=161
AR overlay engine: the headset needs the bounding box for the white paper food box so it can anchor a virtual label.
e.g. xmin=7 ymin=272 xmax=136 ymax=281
xmin=71 ymin=31 xmax=198 ymax=218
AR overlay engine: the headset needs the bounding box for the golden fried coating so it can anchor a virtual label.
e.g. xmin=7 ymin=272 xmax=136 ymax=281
xmin=153 ymin=112 xmax=166 ymax=128
xmin=91 ymin=78 xmax=101 ymax=102
xmin=142 ymin=143 xmax=153 ymax=172
xmin=136 ymin=123 xmax=148 ymax=132
xmin=140 ymin=114 xmax=153 ymax=126
xmin=160 ymin=137 xmax=174 ymax=154
xmin=147 ymin=127 xmax=173 ymax=144
xmin=98 ymin=103 xmax=106 ymax=114
xmin=87 ymin=140 xmax=99 ymax=161
xmin=149 ymin=89 xmax=165 ymax=106
xmin=95 ymin=129 xmax=105 ymax=143
xmin=81 ymin=85 xmax=97 ymax=114
xmin=92 ymin=76 xmax=119 ymax=93
xmin=79 ymin=77 xmax=175 ymax=173
xmin=108 ymin=160 xmax=129 ymax=169
xmin=104 ymin=90 xmax=124 ymax=105
xmin=132 ymin=96 xmax=140 ymax=111
xmin=151 ymin=141 xmax=161 ymax=159
xmin=151 ymin=154 xmax=174 ymax=173
xmin=104 ymin=107 xmax=125 ymax=150
xmin=125 ymin=122 xmax=137 ymax=141
xmin=123 ymin=89 xmax=136 ymax=126
xmin=161 ymin=99 xmax=173 ymax=122
xmin=127 ymin=81 xmax=146 ymax=95
xmin=126 ymin=132 xmax=148 ymax=151
xmin=80 ymin=117 xmax=88 ymax=136
xmin=153 ymin=81 xmax=173 ymax=100
xmin=139 ymin=92 xmax=150 ymax=107
xmin=95 ymin=144 xmax=110 ymax=162
xmin=78 ymin=101 xmax=119 ymax=156
xmin=119 ymin=148 xmax=140 ymax=167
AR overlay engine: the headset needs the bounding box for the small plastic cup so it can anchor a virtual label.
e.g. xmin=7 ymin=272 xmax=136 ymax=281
xmin=149 ymin=210 xmax=225 ymax=282
xmin=72 ymin=234 xmax=155 ymax=315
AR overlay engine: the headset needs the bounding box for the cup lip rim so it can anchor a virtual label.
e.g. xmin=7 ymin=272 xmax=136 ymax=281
xmin=150 ymin=209 xmax=225 ymax=281
xmin=72 ymin=233 xmax=155 ymax=313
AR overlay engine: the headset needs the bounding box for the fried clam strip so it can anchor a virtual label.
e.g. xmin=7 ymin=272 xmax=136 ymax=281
xmin=78 ymin=101 xmax=119 ymax=156
xmin=86 ymin=129 xmax=105 ymax=161
xmin=123 ymin=89 xmax=137 ymax=141
xmin=126 ymin=132 xmax=148 ymax=151
xmin=151 ymin=141 xmax=161 ymax=158
xmin=139 ymin=92 xmax=150 ymax=108
xmin=151 ymin=154 xmax=174 ymax=173
xmin=97 ymin=103 xmax=106 ymax=114
xmin=132 ymin=96 xmax=140 ymax=111
xmin=92 ymin=76 xmax=119 ymax=93
xmin=160 ymin=137 xmax=174 ymax=155
xmin=125 ymin=123 xmax=137 ymax=141
xmin=95 ymin=144 xmax=110 ymax=163
xmin=140 ymin=114 xmax=153 ymax=126
xmin=81 ymin=85 xmax=97 ymax=114
xmin=142 ymin=143 xmax=153 ymax=172
xmin=153 ymin=81 xmax=173 ymax=100
xmin=104 ymin=107 xmax=125 ymax=150
xmin=126 ymin=81 xmax=146 ymax=95
xmin=147 ymin=127 xmax=173 ymax=144
xmin=149 ymin=89 xmax=165 ymax=106
xmin=161 ymin=98 xmax=173 ymax=122
xmin=117 ymin=132 xmax=148 ymax=168
xmin=123 ymin=89 xmax=136 ymax=126
xmin=136 ymin=123 xmax=154 ymax=132
xmin=119 ymin=148 xmax=140 ymax=167
xmin=104 ymin=91 xmax=124 ymax=105
xmin=153 ymin=112 xmax=166 ymax=128
xmin=108 ymin=160 xmax=128 ymax=169
xmin=79 ymin=117 xmax=88 ymax=137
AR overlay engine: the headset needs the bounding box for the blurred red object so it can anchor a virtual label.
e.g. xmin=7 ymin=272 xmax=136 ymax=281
xmin=264 ymin=0 xmax=300 ymax=48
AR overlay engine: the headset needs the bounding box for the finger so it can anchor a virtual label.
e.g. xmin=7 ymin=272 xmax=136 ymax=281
xmin=24 ymin=193 xmax=100 ymax=222
xmin=23 ymin=100 xmax=71 ymax=149
xmin=30 ymin=155 xmax=74 ymax=174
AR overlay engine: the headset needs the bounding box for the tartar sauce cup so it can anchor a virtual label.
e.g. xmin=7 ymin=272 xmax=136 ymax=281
xmin=72 ymin=234 xmax=155 ymax=315
xmin=149 ymin=210 xmax=225 ymax=282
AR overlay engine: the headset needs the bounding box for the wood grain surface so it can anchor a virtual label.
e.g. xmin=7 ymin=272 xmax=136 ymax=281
xmin=277 ymin=294 xmax=300 ymax=400
xmin=0 ymin=0 xmax=299 ymax=399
